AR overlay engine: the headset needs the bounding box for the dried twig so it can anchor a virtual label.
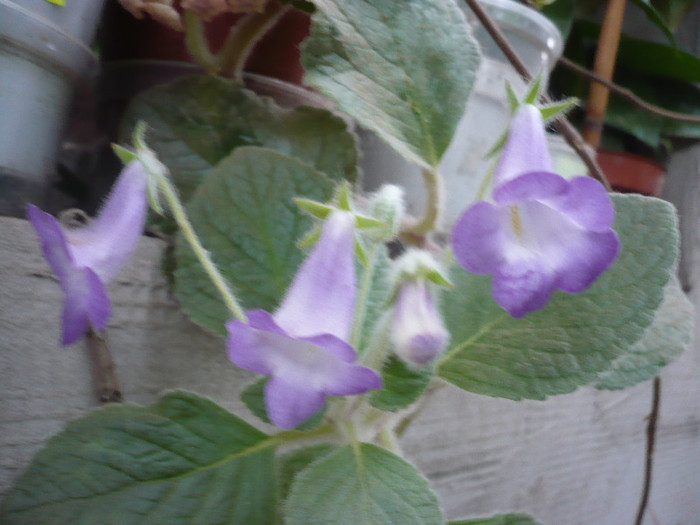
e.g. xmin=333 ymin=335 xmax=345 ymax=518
xmin=634 ymin=376 xmax=661 ymax=525
xmin=559 ymin=57 xmax=700 ymax=124
xmin=463 ymin=0 xmax=612 ymax=191
xmin=86 ymin=328 xmax=122 ymax=404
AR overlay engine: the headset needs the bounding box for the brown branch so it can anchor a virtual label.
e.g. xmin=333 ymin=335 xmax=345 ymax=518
xmin=463 ymin=0 xmax=612 ymax=191
xmin=559 ymin=57 xmax=700 ymax=124
xmin=634 ymin=376 xmax=661 ymax=525
xmin=86 ymin=328 xmax=122 ymax=404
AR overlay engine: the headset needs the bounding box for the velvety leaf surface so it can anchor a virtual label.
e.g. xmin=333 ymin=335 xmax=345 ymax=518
xmin=371 ymin=355 xmax=434 ymax=412
xmin=175 ymin=147 xmax=335 ymax=334
xmin=302 ymin=0 xmax=480 ymax=168
xmin=277 ymin=444 xmax=336 ymax=503
xmin=121 ymin=75 xmax=358 ymax=204
xmin=449 ymin=514 xmax=541 ymax=525
xmin=438 ymin=194 xmax=678 ymax=399
xmin=0 ymin=392 xmax=277 ymax=525
xmin=284 ymin=443 xmax=443 ymax=525
xmin=355 ymin=245 xmax=393 ymax=354
xmin=595 ymin=275 xmax=693 ymax=389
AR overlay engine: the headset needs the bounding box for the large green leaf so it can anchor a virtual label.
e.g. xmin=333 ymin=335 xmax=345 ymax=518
xmin=438 ymin=194 xmax=678 ymax=400
xmin=0 ymin=392 xmax=277 ymax=525
xmin=371 ymin=355 xmax=434 ymax=412
xmin=284 ymin=442 xmax=444 ymax=525
xmin=120 ymin=75 xmax=358 ymax=205
xmin=449 ymin=514 xmax=541 ymax=525
xmin=301 ymin=0 xmax=481 ymax=169
xmin=595 ymin=275 xmax=692 ymax=389
xmin=175 ymin=147 xmax=335 ymax=334
xmin=277 ymin=444 xmax=336 ymax=503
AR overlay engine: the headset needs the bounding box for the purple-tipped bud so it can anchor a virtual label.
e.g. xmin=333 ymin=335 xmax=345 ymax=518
xmin=391 ymin=280 xmax=449 ymax=366
xmin=227 ymin=211 xmax=382 ymax=429
xmin=27 ymin=161 xmax=148 ymax=344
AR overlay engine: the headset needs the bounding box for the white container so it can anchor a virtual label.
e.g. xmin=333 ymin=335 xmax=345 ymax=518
xmin=359 ymin=0 xmax=563 ymax=229
xmin=0 ymin=0 xmax=105 ymax=216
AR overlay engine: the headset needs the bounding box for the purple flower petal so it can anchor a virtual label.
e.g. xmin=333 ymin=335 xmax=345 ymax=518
xmin=65 ymin=161 xmax=148 ymax=283
xmin=226 ymin=210 xmax=382 ymax=429
xmin=273 ymin=210 xmax=357 ymax=340
xmin=27 ymin=160 xmax=147 ymax=344
xmin=541 ymin=176 xmax=615 ymax=231
xmin=453 ymin=163 xmax=619 ymax=317
xmin=452 ymin=201 xmax=505 ymax=275
xmin=227 ymin=321 xmax=381 ymax=429
xmin=494 ymin=104 xmax=553 ymax=188
xmin=391 ymin=280 xmax=449 ymax=365
xmin=265 ymin=376 xmax=327 ymax=430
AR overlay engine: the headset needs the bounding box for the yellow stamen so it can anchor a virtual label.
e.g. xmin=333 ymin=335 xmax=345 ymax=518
xmin=510 ymin=205 xmax=523 ymax=237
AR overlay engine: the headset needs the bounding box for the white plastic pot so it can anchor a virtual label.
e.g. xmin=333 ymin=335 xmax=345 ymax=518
xmin=359 ymin=0 xmax=563 ymax=229
xmin=0 ymin=0 xmax=106 ymax=216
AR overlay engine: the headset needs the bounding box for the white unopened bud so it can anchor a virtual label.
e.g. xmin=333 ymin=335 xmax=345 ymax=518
xmin=391 ymin=279 xmax=449 ymax=366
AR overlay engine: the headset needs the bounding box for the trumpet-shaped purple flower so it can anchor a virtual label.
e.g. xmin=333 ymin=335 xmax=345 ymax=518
xmin=27 ymin=161 xmax=148 ymax=344
xmin=391 ymin=279 xmax=449 ymax=366
xmin=452 ymin=104 xmax=620 ymax=318
xmin=227 ymin=211 xmax=382 ymax=430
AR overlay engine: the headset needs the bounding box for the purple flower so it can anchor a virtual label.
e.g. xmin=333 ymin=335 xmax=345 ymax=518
xmin=451 ymin=104 xmax=620 ymax=318
xmin=391 ymin=280 xmax=449 ymax=366
xmin=227 ymin=211 xmax=382 ymax=430
xmin=27 ymin=161 xmax=148 ymax=344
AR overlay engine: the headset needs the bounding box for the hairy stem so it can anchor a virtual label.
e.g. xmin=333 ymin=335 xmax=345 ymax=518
xmin=403 ymin=167 xmax=443 ymax=238
xmin=183 ymin=11 xmax=219 ymax=72
xmin=217 ymin=2 xmax=290 ymax=79
xmin=159 ymin=177 xmax=247 ymax=322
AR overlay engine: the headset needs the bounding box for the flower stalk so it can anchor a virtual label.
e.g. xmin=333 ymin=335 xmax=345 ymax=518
xmin=158 ymin=176 xmax=247 ymax=322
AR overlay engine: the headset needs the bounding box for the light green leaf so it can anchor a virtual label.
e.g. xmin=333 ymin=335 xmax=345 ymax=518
xmin=278 ymin=444 xmax=336 ymax=503
xmin=355 ymin=245 xmax=393 ymax=354
xmin=539 ymin=98 xmax=579 ymax=122
xmin=175 ymin=147 xmax=335 ymax=334
xmin=302 ymin=0 xmax=481 ymax=168
xmin=370 ymin=355 xmax=434 ymax=412
xmin=595 ymin=275 xmax=692 ymax=389
xmin=120 ymin=75 xmax=358 ymax=214
xmin=449 ymin=513 xmax=542 ymax=525
xmin=284 ymin=443 xmax=444 ymax=525
xmin=0 ymin=391 xmax=277 ymax=525
xmin=438 ymin=194 xmax=679 ymax=400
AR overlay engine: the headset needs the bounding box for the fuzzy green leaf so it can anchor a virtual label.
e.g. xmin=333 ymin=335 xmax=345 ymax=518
xmin=0 ymin=392 xmax=277 ymax=525
xmin=175 ymin=147 xmax=335 ymax=334
xmin=370 ymin=355 xmax=434 ymax=412
xmin=284 ymin=443 xmax=443 ymax=525
xmin=121 ymin=75 xmax=358 ymax=227
xmin=595 ymin=275 xmax=692 ymax=389
xmin=302 ymin=0 xmax=481 ymax=168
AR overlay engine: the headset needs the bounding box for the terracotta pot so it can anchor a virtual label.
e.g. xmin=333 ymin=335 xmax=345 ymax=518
xmin=97 ymin=0 xmax=310 ymax=85
xmin=596 ymin=150 xmax=666 ymax=197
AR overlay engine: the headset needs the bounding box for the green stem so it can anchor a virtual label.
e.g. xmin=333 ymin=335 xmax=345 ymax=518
xmin=350 ymin=246 xmax=378 ymax=349
xmin=216 ymin=2 xmax=290 ymax=80
xmin=404 ymin=167 xmax=443 ymax=237
xmin=183 ymin=11 xmax=219 ymax=73
xmin=159 ymin=177 xmax=247 ymax=322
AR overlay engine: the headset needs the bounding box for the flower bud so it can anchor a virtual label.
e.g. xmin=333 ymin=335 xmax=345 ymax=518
xmin=390 ymin=279 xmax=449 ymax=366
